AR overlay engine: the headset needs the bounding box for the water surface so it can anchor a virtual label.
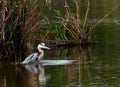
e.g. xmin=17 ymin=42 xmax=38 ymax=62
xmin=0 ymin=45 xmax=120 ymax=87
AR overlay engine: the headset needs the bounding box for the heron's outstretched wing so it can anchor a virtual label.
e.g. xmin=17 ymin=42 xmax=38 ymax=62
xmin=21 ymin=53 xmax=39 ymax=64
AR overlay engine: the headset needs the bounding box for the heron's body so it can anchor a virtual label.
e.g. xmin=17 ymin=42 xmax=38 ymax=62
xmin=21 ymin=53 xmax=39 ymax=64
xmin=21 ymin=42 xmax=50 ymax=64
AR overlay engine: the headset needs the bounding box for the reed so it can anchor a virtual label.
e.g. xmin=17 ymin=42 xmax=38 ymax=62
xmin=0 ymin=0 xmax=42 ymax=60
xmin=0 ymin=0 xmax=42 ymax=44
xmin=60 ymin=0 xmax=88 ymax=44
xmin=43 ymin=0 xmax=89 ymax=44
xmin=55 ymin=0 xmax=118 ymax=45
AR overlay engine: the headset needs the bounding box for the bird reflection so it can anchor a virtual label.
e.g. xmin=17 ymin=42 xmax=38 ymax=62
xmin=23 ymin=63 xmax=50 ymax=86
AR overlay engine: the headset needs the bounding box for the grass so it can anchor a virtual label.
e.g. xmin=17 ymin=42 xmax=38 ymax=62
xmin=0 ymin=0 xmax=42 ymax=60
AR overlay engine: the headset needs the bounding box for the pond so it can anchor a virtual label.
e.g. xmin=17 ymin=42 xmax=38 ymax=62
xmin=0 ymin=45 xmax=120 ymax=87
xmin=0 ymin=0 xmax=120 ymax=87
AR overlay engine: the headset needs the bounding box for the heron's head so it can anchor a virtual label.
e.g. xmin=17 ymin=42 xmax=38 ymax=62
xmin=38 ymin=42 xmax=50 ymax=50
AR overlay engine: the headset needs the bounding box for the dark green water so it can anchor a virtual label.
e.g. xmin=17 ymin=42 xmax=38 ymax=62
xmin=0 ymin=0 xmax=120 ymax=87
xmin=0 ymin=46 xmax=120 ymax=87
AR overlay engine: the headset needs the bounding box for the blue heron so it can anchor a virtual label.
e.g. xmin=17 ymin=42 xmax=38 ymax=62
xmin=21 ymin=42 xmax=50 ymax=64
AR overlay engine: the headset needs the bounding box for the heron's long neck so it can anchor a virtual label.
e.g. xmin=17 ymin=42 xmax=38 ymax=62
xmin=38 ymin=49 xmax=44 ymax=56
xmin=38 ymin=45 xmax=42 ymax=53
xmin=38 ymin=49 xmax=43 ymax=53
xmin=37 ymin=45 xmax=44 ymax=61
xmin=38 ymin=50 xmax=44 ymax=61
xmin=39 ymin=50 xmax=44 ymax=54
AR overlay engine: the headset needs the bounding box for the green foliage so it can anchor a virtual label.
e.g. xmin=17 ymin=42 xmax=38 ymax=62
xmin=44 ymin=25 xmax=65 ymax=41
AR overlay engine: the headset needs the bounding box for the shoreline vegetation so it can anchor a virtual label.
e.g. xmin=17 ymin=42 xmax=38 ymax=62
xmin=0 ymin=0 xmax=117 ymax=61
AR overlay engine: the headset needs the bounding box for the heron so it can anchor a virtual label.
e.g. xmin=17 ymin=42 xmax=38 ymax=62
xmin=21 ymin=42 xmax=50 ymax=64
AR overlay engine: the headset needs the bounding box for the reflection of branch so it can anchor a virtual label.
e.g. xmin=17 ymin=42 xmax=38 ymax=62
xmin=84 ymin=47 xmax=93 ymax=85
xmin=78 ymin=46 xmax=93 ymax=84
xmin=78 ymin=46 xmax=84 ymax=83
xmin=84 ymin=53 xmax=92 ymax=85
xmin=3 ymin=76 xmax=6 ymax=87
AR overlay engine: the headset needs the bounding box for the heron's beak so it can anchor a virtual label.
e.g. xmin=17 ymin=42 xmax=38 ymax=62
xmin=41 ymin=45 xmax=50 ymax=50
